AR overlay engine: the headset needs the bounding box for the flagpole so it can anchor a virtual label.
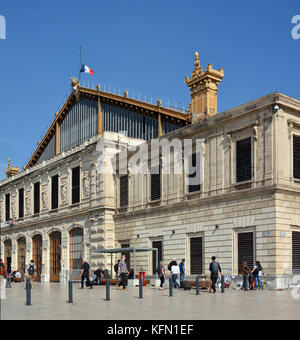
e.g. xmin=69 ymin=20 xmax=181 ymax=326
xmin=79 ymin=46 xmax=82 ymax=83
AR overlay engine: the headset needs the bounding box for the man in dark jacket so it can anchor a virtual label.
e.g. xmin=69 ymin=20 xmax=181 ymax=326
xmin=209 ymin=256 xmax=222 ymax=293
xmin=80 ymin=259 xmax=93 ymax=289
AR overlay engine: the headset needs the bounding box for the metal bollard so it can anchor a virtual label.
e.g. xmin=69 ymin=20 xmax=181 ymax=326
xmin=26 ymin=278 xmax=31 ymax=306
xmin=68 ymin=280 xmax=73 ymax=303
xmin=196 ymin=276 xmax=200 ymax=295
xmin=139 ymin=278 xmax=143 ymax=299
xmin=221 ymin=275 xmax=225 ymax=293
xmin=105 ymin=279 xmax=110 ymax=301
xmin=169 ymin=278 xmax=173 ymax=297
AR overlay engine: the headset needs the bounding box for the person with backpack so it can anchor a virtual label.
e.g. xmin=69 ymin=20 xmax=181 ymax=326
xmin=79 ymin=259 xmax=93 ymax=289
xmin=179 ymin=259 xmax=185 ymax=285
xmin=156 ymin=261 xmax=166 ymax=290
xmin=26 ymin=260 xmax=37 ymax=288
xmin=117 ymin=255 xmax=129 ymax=291
xmin=114 ymin=260 xmax=120 ymax=285
xmin=209 ymin=256 xmax=222 ymax=293
xmin=252 ymin=261 xmax=263 ymax=290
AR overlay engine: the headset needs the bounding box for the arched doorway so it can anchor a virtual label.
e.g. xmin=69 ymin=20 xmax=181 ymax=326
xmin=69 ymin=228 xmax=84 ymax=279
xmin=17 ymin=237 xmax=26 ymax=277
xmin=49 ymin=231 xmax=61 ymax=282
xmin=4 ymin=239 xmax=12 ymax=274
xmin=32 ymin=234 xmax=42 ymax=282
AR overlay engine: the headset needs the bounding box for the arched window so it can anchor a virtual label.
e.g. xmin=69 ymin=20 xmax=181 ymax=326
xmin=17 ymin=237 xmax=26 ymax=275
xmin=69 ymin=228 xmax=83 ymax=270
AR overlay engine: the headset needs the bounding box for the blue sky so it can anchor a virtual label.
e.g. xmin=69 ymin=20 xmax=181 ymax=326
xmin=0 ymin=0 xmax=299 ymax=180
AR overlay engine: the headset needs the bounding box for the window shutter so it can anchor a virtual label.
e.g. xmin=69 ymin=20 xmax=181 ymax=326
xmin=34 ymin=182 xmax=40 ymax=214
xmin=188 ymin=153 xmax=201 ymax=193
xmin=293 ymin=136 xmax=300 ymax=179
xmin=238 ymin=232 xmax=254 ymax=271
xmin=72 ymin=167 xmax=80 ymax=204
xmin=19 ymin=189 xmax=24 ymax=219
xmin=5 ymin=194 xmax=10 ymax=221
xmin=236 ymin=138 xmax=252 ymax=183
xmin=190 ymin=237 xmax=203 ymax=274
xmin=152 ymin=241 xmax=163 ymax=274
xmin=51 ymin=175 xmax=59 ymax=210
xmin=292 ymin=231 xmax=300 ymax=271
xmin=151 ymin=166 xmax=161 ymax=201
xmin=120 ymin=175 xmax=128 ymax=207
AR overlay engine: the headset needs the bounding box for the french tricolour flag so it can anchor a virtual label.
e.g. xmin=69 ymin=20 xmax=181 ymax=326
xmin=80 ymin=64 xmax=94 ymax=76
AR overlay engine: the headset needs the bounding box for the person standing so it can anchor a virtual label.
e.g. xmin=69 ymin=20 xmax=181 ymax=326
xmin=209 ymin=256 xmax=222 ymax=293
xmin=0 ymin=259 xmax=6 ymax=278
xmin=179 ymin=259 xmax=185 ymax=285
xmin=26 ymin=260 xmax=37 ymax=288
xmin=157 ymin=261 xmax=166 ymax=290
xmin=240 ymin=260 xmax=251 ymax=291
xmin=79 ymin=259 xmax=93 ymax=289
xmin=117 ymin=255 xmax=129 ymax=291
xmin=252 ymin=261 xmax=263 ymax=290
xmin=171 ymin=260 xmax=180 ymax=289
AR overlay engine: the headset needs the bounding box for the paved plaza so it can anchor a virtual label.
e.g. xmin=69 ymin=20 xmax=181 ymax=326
xmin=1 ymin=282 xmax=299 ymax=320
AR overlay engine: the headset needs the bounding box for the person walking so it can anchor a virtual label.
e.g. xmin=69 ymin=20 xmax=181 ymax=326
xmin=240 ymin=260 xmax=251 ymax=291
xmin=117 ymin=255 xmax=129 ymax=291
xmin=79 ymin=259 xmax=93 ymax=289
xmin=156 ymin=261 xmax=166 ymax=290
xmin=114 ymin=259 xmax=120 ymax=286
xmin=252 ymin=261 xmax=263 ymax=290
xmin=26 ymin=260 xmax=37 ymax=288
xmin=179 ymin=259 xmax=185 ymax=285
xmin=209 ymin=256 xmax=222 ymax=293
xmin=171 ymin=260 xmax=180 ymax=289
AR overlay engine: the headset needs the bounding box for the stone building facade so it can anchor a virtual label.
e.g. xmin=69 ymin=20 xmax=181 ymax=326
xmin=1 ymin=54 xmax=300 ymax=287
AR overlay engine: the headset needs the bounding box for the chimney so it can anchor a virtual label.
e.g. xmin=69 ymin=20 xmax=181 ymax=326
xmin=185 ymin=52 xmax=224 ymax=122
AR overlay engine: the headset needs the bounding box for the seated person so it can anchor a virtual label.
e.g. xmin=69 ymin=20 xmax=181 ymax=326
xmin=128 ymin=269 xmax=134 ymax=280
xmin=14 ymin=271 xmax=22 ymax=281
xmin=93 ymin=267 xmax=105 ymax=285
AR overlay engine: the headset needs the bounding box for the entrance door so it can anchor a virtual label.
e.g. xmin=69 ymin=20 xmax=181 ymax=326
xmin=238 ymin=232 xmax=254 ymax=271
xmin=152 ymin=241 xmax=162 ymax=275
xmin=50 ymin=231 xmax=61 ymax=282
xmin=292 ymin=231 xmax=300 ymax=271
xmin=17 ymin=237 xmax=26 ymax=277
xmin=190 ymin=237 xmax=203 ymax=275
xmin=32 ymin=235 xmax=42 ymax=282
xmin=4 ymin=239 xmax=12 ymax=273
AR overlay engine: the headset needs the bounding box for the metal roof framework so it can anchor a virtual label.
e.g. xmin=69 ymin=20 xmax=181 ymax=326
xmin=92 ymin=247 xmax=159 ymax=279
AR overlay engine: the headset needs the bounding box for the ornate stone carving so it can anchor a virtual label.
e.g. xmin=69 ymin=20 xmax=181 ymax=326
xmin=60 ymin=183 xmax=68 ymax=204
xmin=82 ymin=171 xmax=90 ymax=197
xmin=41 ymin=190 xmax=48 ymax=210
xmin=25 ymin=195 xmax=31 ymax=215
xmin=11 ymin=198 xmax=16 ymax=219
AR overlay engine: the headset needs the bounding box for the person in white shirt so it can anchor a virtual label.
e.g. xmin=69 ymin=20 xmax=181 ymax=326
xmin=171 ymin=260 xmax=180 ymax=289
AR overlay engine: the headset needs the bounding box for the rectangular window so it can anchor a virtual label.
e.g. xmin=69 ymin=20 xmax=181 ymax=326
xmin=151 ymin=166 xmax=161 ymax=201
xmin=292 ymin=231 xmax=300 ymax=270
xmin=293 ymin=136 xmax=300 ymax=179
xmin=5 ymin=194 xmax=10 ymax=221
xmin=19 ymin=188 xmax=24 ymax=219
xmin=72 ymin=167 xmax=80 ymax=204
xmin=188 ymin=153 xmax=201 ymax=193
xmin=190 ymin=237 xmax=203 ymax=275
xmin=152 ymin=240 xmax=163 ymax=275
xmin=51 ymin=175 xmax=59 ymax=210
xmin=238 ymin=232 xmax=254 ymax=271
xmin=34 ymin=182 xmax=40 ymax=214
xmin=119 ymin=175 xmax=128 ymax=207
xmin=236 ymin=137 xmax=252 ymax=183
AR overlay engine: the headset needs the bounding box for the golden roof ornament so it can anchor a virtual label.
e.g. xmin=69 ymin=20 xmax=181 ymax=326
xmin=5 ymin=158 xmax=20 ymax=178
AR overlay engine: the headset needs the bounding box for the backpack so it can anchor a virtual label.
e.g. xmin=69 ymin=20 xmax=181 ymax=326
xmin=211 ymin=262 xmax=219 ymax=274
xmin=156 ymin=266 xmax=162 ymax=276
xmin=114 ymin=264 xmax=119 ymax=273
xmin=28 ymin=264 xmax=35 ymax=275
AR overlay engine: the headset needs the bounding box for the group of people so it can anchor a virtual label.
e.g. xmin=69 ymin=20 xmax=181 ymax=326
xmin=240 ymin=260 xmax=264 ymax=291
xmin=0 ymin=258 xmax=33 ymax=288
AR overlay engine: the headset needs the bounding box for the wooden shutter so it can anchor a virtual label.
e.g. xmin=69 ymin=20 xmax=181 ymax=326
xmin=5 ymin=194 xmax=10 ymax=221
xmin=292 ymin=231 xmax=300 ymax=270
xmin=19 ymin=188 xmax=24 ymax=219
xmin=72 ymin=167 xmax=80 ymax=204
xmin=190 ymin=237 xmax=203 ymax=274
xmin=152 ymin=241 xmax=163 ymax=274
xmin=34 ymin=182 xmax=40 ymax=214
xmin=188 ymin=153 xmax=201 ymax=193
xmin=151 ymin=166 xmax=161 ymax=201
xmin=236 ymin=138 xmax=252 ymax=183
xmin=293 ymin=136 xmax=300 ymax=179
xmin=51 ymin=175 xmax=59 ymax=210
xmin=120 ymin=175 xmax=128 ymax=207
xmin=238 ymin=232 xmax=254 ymax=270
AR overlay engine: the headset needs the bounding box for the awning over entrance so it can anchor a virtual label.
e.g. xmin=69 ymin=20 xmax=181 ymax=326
xmin=92 ymin=247 xmax=159 ymax=279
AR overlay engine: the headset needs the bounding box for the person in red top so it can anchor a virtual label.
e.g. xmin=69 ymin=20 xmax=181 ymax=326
xmin=0 ymin=259 xmax=6 ymax=277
